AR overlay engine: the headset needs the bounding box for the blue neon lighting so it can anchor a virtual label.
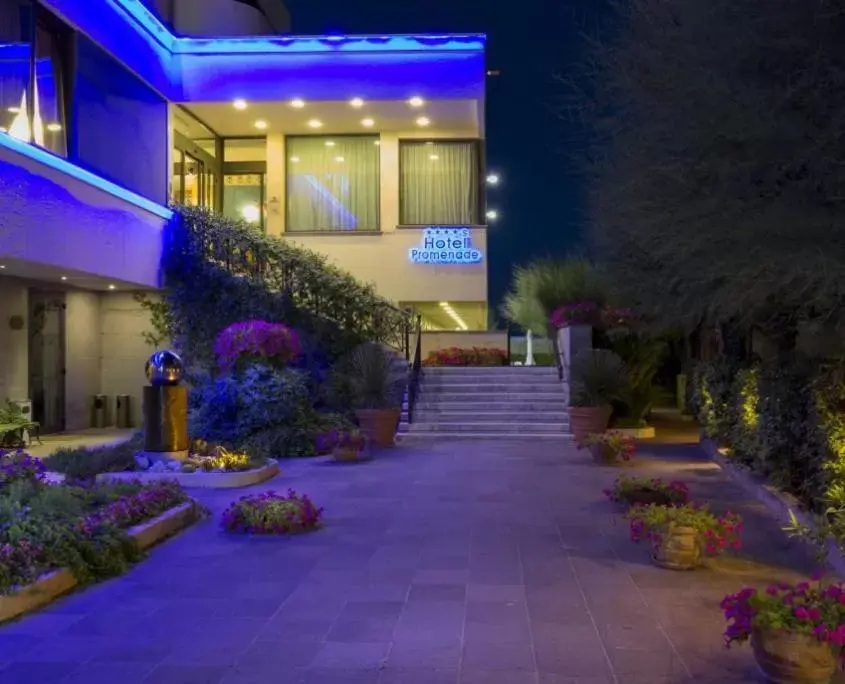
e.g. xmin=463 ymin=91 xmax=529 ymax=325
xmin=409 ymin=227 xmax=483 ymax=265
xmin=0 ymin=131 xmax=172 ymax=220
xmin=90 ymin=0 xmax=484 ymax=56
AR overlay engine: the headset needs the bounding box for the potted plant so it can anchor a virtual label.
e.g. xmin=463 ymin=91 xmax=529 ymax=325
xmin=722 ymin=579 xmax=845 ymax=684
xmin=628 ymin=503 xmax=743 ymax=570
xmin=604 ymin=476 xmax=689 ymax=508
xmin=343 ymin=342 xmax=406 ymax=448
xmin=332 ymin=430 xmax=368 ymax=462
xmin=583 ymin=431 xmax=636 ymax=465
xmin=569 ymin=349 xmax=627 ymax=444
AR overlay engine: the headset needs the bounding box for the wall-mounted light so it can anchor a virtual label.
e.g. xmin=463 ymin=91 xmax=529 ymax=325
xmin=486 ymin=173 xmax=500 ymax=185
xmin=486 ymin=209 xmax=499 ymax=221
xmin=290 ymin=98 xmax=306 ymax=108
xmin=233 ymin=99 xmax=247 ymax=110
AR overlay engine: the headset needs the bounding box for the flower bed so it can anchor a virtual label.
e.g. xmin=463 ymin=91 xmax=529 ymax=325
xmin=423 ymin=346 xmax=509 ymax=367
xmin=0 ymin=451 xmax=197 ymax=613
xmin=604 ymin=476 xmax=689 ymax=507
xmin=221 ymin=489 xmax=323 ymax=535
xmin=214 ymin=320 xmax=302 ymax=371
xmin=583 ymin=431 xmax=636 ymax=464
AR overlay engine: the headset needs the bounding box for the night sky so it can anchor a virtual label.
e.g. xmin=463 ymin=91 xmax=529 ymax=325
xmin=284 ymin=0 xmax=603 ymax=316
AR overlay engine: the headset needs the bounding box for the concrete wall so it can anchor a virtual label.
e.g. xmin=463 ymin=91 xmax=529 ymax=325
xmin=100 ymin=292 xmax=155 ymax=428
xmin=420 ymin=331 xmax=507 ymax=358
xmin=64 ymin=291 xmax=102 ymax=430
xmin=0 ymin=279 xmax=30 ymax=403
xmin=0 ymin=141 xmax=166 ymax=288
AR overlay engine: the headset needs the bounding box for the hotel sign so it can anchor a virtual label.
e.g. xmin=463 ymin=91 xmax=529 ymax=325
xmin=408 ymin=227 xmax=483 ymax=265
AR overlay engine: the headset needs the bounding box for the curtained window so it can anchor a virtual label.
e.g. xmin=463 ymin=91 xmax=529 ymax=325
xmin=286 ymin=136 xmax=380 ymax=232
xmin=0 ymin=0 xmax=67 ymax=157
xmin=400 ymin=141 xmax=479 ymax=225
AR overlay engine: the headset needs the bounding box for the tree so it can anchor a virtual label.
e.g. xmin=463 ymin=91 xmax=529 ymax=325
xmin=579 ymin=0 xmax=845 ymax=340
xmin=501 ymin=257 xmax=607 ymax=337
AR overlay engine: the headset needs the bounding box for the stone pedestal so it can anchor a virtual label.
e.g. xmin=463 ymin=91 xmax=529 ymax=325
xmin=143 ymin=385 xmax=188 ymax=461
xmin=557 ymin=324 xmax=593 ymax=404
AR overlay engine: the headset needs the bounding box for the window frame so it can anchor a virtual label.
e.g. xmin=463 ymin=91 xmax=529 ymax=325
xmin=397 ymin=138 xmax=484 ymax=228
xmin=285 ymin=133 xmax=382 ymax=235
xmin=171 ymin=105 xmax=222 ymax=209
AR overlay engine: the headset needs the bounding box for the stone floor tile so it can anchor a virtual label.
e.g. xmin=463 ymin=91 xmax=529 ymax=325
xmin=387 ymin=636 xmax=462 ymax=669
xmin=461 ymin=639 xmax=535 ymax=671
xmin=459 ymin=670 xmax=537 ymax=684
xmin=236 ymin=640 xmax=321 ymax=669
xmin=301 ymin=667 xmax=380 ymax=683
xmin=378 ymin=667 xmax=459 ymax=683
xmin=62 ymin=661 xmax=157 ymax=684
xmin=326 ymin=617 xmax=400 ymax=642
xmin=407 ymin=583 xmax=466 ymax=602
xmin=143 ymin=664 xmax=231 ymax=684
xmin=310 ymin=641 xmax=390 ymax=669
xmin=0 ymin=661 xmax=78 ymax=684
xmin=465 ymin=583 xmax=525 ymax=601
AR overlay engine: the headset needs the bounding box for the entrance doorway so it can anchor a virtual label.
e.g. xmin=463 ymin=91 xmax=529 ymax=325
xmin=29 ymin=293 xmax=66 ymax=433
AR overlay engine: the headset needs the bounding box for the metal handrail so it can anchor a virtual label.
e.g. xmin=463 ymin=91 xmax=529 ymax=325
xmin=406 ymin=315 xmax=423 ymax=423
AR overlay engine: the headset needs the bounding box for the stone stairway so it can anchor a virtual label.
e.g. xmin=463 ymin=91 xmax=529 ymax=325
xmin=397 ymin=366 xmax=571 ymax=441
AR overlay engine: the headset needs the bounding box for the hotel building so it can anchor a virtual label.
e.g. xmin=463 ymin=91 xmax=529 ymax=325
xmin=0 ymin=0 xmax=489 ymax=431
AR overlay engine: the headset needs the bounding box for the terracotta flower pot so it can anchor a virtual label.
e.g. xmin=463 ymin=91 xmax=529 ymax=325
xmin=651 ymin=525 xmax=702 ymax=570
xmin=570 ymin=405 xmax=612 ymax=444
xmin=623 ymin=490 xmax=677 ymax=507
xmin=333 ymin=446 xmax=364 ymax=462
xmin=355 ymin=408 xmax=400 ymax=448
xmin=752 ymin=627 xmax=837 ymax=684
xmin=589 ymin=442 xmax=623 ymax=466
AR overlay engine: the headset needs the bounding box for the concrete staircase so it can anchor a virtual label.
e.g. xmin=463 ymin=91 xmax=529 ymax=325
xmin=397 ymin=366 xmax=571 ymax=441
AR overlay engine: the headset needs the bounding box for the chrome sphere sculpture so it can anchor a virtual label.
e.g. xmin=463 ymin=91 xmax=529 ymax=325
xmin=145 ymin=350 xmax=184 ymax=386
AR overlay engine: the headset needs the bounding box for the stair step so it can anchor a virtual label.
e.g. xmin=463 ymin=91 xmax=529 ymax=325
xmin=401 ymin=422 xmax=570 ymax=434
xmin=397 ymin=432 xmax=573 ymax=442
xmin=414 ymin=392 xmax=567 ymax=403
xmin=421 ymin=384 xmax=563 ymax=394
xmin=411 ymin=410 xmax=569 ymax=422
xmin=406 ymin=400 xmax=568 ymax=410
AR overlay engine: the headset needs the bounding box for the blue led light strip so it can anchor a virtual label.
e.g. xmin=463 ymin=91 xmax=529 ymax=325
xmin=0 ymin=133 xmax=173 ymax=220
xmin=108 ymin=0 xmax=483 ymax=56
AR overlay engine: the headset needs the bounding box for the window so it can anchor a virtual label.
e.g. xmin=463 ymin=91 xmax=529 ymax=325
xmin=171 ymin=107 xmax=220 ymax=209
xmin=286 ymin=135 xmax=379 ymax=232
xmin=223 ymin=138 xmax=266 ymax=230
xmin=400 ymin=141 xmax=480 ymax=225
xmin=0 ymin=1 xmax=68 ymax=157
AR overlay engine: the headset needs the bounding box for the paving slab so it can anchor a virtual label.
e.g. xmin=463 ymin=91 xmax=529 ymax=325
xmin=0 ymin=435 xmax=828 ymax=683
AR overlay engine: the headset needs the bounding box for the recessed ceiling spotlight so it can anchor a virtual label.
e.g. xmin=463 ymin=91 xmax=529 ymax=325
xmin=486 ymin=173 xmax=500 ymax=185
xmin=486 ymin=209 xmax=499 ymax=221
xmin=374 ymin=140 xmax=381 ymax=146
xmin=46 ymin=123 xmax=62 ymax=132
xmin=307 ymin=119 xmax=323 ymax=129
xmin=350 ymin=97 xmax=365 ymax=108
xmin=254 ymin=120 xmax=268 ymax=130
xmin=290 ymin=156 xmax=300 ymax=163
xmin=233 ymin=99 xmax=248 ymax=110
xmin=60 ymin=275 xmax=67 ymax=281
xmin=408 ymin=96 xmax=425 ymax=108
xmin=334 ymin=156 xmax=345 ymax=163
xmin=108 ymin=284 xmax=116 ymax=290
xmin=290 ymin=99 xmax=306 ymax=108
xmin=6 ymin=106 xmax=19 ymax=114
xmin=429 ymin=154 xmax=439 ymax=161
xmin=361 ymin=118 xmax=375 ymax=127
xmin=415 ymin=116 xmax=431 ymax=127
xmin=0 ymin=265 xmax=5 ymax=269
xmin=325 ymin=140 xmax=336 ymax=147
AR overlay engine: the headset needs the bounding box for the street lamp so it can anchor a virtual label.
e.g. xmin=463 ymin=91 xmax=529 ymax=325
xmin=486 ymin=209 xmax=499 ymax=221
xmin=486 ymin=173 xmax=500 ymax=186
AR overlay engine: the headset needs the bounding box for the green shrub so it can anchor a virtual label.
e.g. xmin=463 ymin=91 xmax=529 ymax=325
xmin=727 ymin=366 xmax=762 ymax=468
xmin=44 ymin=435 xmax=144 ymax=481
xmin=691 ymin=358 xmax=744 ymax=442
xmin=570 ymin=349 xmax=627 ymax=407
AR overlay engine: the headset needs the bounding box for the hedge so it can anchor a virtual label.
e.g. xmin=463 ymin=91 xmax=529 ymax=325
xmin=692 ymin=355 xmax=845 ymax=513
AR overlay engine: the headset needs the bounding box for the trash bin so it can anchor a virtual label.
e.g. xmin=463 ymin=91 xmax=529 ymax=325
xmin=92 ymin=394 xmax=108 ymax=428
xmin=116 ymin=394 xmax=132 ymax=429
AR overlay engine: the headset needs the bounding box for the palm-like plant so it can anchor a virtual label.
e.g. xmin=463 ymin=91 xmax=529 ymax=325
xmin=344 ymin=342 xmax=406 ymax=410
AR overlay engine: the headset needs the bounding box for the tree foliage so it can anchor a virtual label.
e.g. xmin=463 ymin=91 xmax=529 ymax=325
xmin=580 ymin=0 xmax=845 ymax=334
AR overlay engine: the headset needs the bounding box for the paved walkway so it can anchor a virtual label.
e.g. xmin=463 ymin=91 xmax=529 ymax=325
xmin=0 ymin=436 xmax=823 ymax=684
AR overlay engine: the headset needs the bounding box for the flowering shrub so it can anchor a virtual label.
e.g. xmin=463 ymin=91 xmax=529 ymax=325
xmin=583 ymin=431 xmax=637 ymax=461
xmin=423 ymin=347 xmax=509 ymax=367
xmin=214 ymin=320 xmax=302 ymax=371
xmin=722 ymin=579 xmax=845 ymax=656
xmin=221 ymin=489 xmax=323 ymax=535
xmin=0 ymin=450 xmax=46 ymax=487
xmin=628 ymin=503 xmax=743 ymax=554
xmin=80 ymin=481 xmax=189 ymax=531
xmin=603 ymin=475 xmax=688 ymax=506
xmin=550 ymin=301 xmax=602 ymax=328
xmin=0 ymin=539 xmax=42 ymax=591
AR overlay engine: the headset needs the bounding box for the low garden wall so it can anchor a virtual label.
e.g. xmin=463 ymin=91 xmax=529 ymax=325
xmin=420 ymin=331 xmax=508 ymax=358
xmin=97 ymin=459 xmax=280 ymax=489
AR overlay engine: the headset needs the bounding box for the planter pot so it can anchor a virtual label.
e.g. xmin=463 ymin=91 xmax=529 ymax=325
xmin=355 ymin=408 xmax=400 ymax=448
xmin=619 ymin=490 xmax=678 ymax=508
xmin=570 ymin=406 xmax=612 ymax=444
xmin=589 ymin=442 xmax=625 ymax=467
xmin=651 ymin=525 xmax=702 ymax=570
xmin=333 ymin=446 xmax=365 ymax=462
xmin=752 ymin=627 xmax=837 ymax=684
